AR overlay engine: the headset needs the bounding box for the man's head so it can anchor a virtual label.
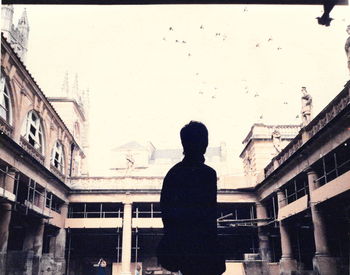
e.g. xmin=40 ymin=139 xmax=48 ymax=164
xmin=180 ymin=121 xmax=208 ymax=156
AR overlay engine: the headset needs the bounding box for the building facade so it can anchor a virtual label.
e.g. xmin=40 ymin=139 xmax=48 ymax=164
xmin=1 ymin=33 xmax=86 ymax=275
xmin=1 ymin=6 xmax=350 ymax=275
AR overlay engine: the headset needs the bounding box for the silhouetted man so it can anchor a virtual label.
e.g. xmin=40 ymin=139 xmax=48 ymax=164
xmin=157 ymin=121 xmax=226 ymax=275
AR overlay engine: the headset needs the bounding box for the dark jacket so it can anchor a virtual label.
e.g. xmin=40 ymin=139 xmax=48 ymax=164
xmin=157 ymin=155 xmax=226 ymax=275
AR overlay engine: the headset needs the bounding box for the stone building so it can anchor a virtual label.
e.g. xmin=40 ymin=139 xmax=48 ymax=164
xmin=109 ymin=141 xmax=228 ymax=177
xmin=1 ymin=32 xmax=87 ymax=275
xmin=1 ymin=6 xmax=350 ymax=275
xmin=1 ymin=5 xmax=29 ymax=63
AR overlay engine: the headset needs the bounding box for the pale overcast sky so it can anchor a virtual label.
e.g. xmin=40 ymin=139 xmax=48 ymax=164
xmin=12 ymin=4 xmax=350 ymax=174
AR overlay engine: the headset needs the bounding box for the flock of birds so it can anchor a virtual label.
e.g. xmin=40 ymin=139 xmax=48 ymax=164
xmin=158 ymin=15 xmax=303 ymax=121
xmin=155 ymin=4 xmax=348 ymax=122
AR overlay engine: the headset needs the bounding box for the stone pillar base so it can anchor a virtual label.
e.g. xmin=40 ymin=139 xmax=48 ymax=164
xmin=32 ymin=255 xmax=42 ymax=275
xmin=313 ymin=255 xmax=338 ymax=275
xmin=279 ymin=257 xmax=297 ymax=275
xmin=54 ymin=257 xmax=66 ymax=275
xmin=6 ymin=250 xmax=34 ymax=275
xmin=0 ymin=252 xmax=7 ymax=275
xmin=243 ymin=260 xmax=270 ymax=275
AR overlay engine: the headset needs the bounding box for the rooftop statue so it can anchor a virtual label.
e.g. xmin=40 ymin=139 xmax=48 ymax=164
xmin=272 ymin=129 xmax=282 ymax=154
xmin=301 ymin=87 xmax=312 ymax=126
xmin=345 ymin=25 xmax=350 ymax=75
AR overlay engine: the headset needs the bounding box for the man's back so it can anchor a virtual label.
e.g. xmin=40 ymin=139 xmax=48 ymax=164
xmin=160 ymin=158 xmax=217 ymax=234
xmin=157 ymin=121 xmax=226 ymax=275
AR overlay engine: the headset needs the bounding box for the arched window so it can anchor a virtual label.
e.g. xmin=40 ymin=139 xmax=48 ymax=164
xmin=22 ymin=110 xmax=44 ymax=153
xmin=0 ymin=75 xmax=12 ymax=123
xmin=52 ymin=141 xmax=65 ymax=173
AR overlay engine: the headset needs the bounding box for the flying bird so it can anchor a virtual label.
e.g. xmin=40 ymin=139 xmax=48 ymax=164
xmin=256 ymin=43 xmax=260 ymax=48
xmin=268 ymin=37 xmax=273 ymax=42
xmin=200 ymin=25 xmax=204 ymax=29
xmin=277 ymin=47 xmax=282 ymax=50
xmin=169 ymin=27 xmax=173 ymax=31
xmin=254 ymin=93 xmax=259 ymax=97
xmin=182 ymin=40 xmax=186 ymax=44
xmin=283 ymin=101 xmax=288 ymax=105
xmin=243 ymin=7 xmax=248 ymax=12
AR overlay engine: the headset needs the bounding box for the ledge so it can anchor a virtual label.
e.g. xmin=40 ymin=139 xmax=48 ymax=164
xmin=19 ymin=136 xmax=45 ymax=165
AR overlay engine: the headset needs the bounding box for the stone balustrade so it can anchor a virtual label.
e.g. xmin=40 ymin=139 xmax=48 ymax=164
xmin=50 ymin=164 xmax=66 ymax=182
xmin=0 ymin=117 xmax=13 ymax=137
xmin=264 ymin=85 xmax=350 ymax=178
xmin=19 ymin=136 xmax=45 ymax=165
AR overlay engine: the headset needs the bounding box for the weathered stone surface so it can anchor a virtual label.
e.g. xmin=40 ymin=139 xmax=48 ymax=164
xmin=243 ymin=261 xmax=269 ymax=275
xmin=6 ymin=250 xmax=34 ymax=275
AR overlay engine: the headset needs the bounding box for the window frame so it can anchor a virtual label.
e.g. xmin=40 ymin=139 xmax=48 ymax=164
xmin=22 ymin=110 xmax=45 ymax=153
xmin=0 ymin=75 xmax=12 ymax=124
xmin=51 ymin=141 xmax=65 ymax=173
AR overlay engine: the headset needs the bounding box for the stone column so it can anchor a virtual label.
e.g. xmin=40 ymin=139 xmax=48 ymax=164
xmin=54 ymin=203 xmax=68 ymax=274
xmin=307 ymin=169 xmax=338 ymax=275
xmin=121 ymin=202 xmax=132 ymax=275
xmin=277 ymin=189 xmax=297 ymax=274
xmin=256 ymin=202 xmax=271 ymax=262
xmin=0 ymin=169 xmax=16 ymax=275
xmin=23 ymin=219 xmax=45 ymax=275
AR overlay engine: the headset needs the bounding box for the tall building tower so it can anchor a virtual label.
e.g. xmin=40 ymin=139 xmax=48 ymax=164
xmin=48 ymin=73 xmax=90 ymax=176
xmin=1 ymin=5 xmax=29 ymax=63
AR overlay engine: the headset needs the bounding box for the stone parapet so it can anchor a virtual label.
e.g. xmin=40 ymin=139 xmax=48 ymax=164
xmin=19 ymin=136 xmax=45 ymax=165
xmin=0 ymin=117 xmax=13 ymax=137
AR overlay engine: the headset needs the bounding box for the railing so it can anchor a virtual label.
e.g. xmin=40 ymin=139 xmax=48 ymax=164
xmin=19 ymin=136 xmax=45 ymax=165
xmin=315 ymin=158 xmax=350 ymax=187
xmin=133 ymin=209 xmax=162 ymax=218
xmin=280 ymin=184 xmax=309 ymax=205
xmin=68 ymin=209 xmax=123 ymax=218
xmin=50 ymin=164 xmax=66 ymax=182
xmin=45 ymin=192 xmax=62 ymax=214
xmin=0 ymin=116 xmax=13 ymax=137
xmin=0 ymin=166 xmax=18 ymax=202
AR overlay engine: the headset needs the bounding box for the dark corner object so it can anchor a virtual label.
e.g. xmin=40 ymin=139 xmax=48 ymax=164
xmin=316 ymin=0 xmax=340 ymax=27
xmin=1 ymin=0 xmax=349 ymax=5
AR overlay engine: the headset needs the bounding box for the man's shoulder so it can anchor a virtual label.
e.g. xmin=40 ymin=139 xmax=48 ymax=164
xmin=165 ymin=161 xmax=217 ymax=176
xmin=165 ymin=162 xmax=183 ymax=177
xmin=202 ymin=163 xmax=217 ymax=176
